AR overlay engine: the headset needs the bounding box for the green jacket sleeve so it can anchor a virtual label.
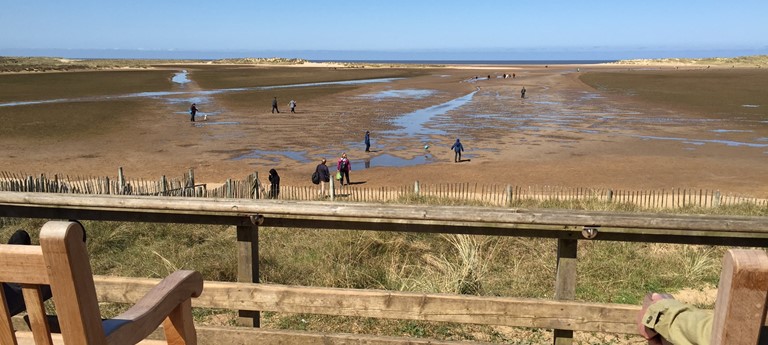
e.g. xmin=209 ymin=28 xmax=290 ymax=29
xmin=642 ymin=299 xmax=713 ymax=345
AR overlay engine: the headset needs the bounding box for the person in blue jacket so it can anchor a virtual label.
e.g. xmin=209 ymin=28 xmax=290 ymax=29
xmin=364 ymin=131 xmax=371 ymax=152
xmin=450 ymin=138 xmax=464 ymax=163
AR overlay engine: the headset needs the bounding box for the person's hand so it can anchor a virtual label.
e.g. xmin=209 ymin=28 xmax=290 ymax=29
xmin=637 ymin=293 xmax=674 ymax=344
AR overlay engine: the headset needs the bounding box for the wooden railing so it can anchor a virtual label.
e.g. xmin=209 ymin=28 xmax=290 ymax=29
xmin=1 ymin=191 xmax=767 ymax=344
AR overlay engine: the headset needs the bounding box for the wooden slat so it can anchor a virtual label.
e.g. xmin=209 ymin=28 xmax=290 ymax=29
xmin=21 ymin=286 xmax=53 ymax=345
xmin=710 ymin=249 xmax=768 ymax=345
xmin=0 ymin=245 xmax=48 ymax=284
xmin=15 ymin=332 xmax=167 ymax=345
xmin=0 ymin=283 xmax=19 ymax=345
xmin=193 ymin=326 xmax=497 ymax=345
xmin=40 ymin=222 xmax=105 ymax=345
xmin=93 ymin=277 xmax=638 ymax=334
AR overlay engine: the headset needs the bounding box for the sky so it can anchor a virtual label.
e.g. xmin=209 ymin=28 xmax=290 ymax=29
xmin=2 ymin=0 xmax=767 ymax=60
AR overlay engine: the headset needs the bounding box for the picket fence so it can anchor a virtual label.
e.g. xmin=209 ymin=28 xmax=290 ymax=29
xmin=1 ymin=169 xmax=766 ymax=210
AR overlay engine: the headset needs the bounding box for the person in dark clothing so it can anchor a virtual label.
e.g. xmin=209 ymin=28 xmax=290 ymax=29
xmin=450 ymin=138 xmax=464 ymax=163
xmin=271 ymin=97 xmax=280 ymax=113
xmin=364 ymin=131 xmax=371 ymax=152
xmin=190 ymin=103 xmax=198 ymax=122
xmin=316 ymin=158 xmax=331 ymax=197
xmin=268 ymin=169 xmax=280 ymax=199
xmin=521 ymin=87 xmax=526 ymax=98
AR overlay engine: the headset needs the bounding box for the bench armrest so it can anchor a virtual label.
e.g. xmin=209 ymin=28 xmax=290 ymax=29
xmin=103 ymin=270 xmax=203 ymax=344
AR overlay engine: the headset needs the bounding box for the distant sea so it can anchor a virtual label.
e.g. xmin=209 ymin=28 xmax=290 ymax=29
xmin=313 ymin=60 xmax=615 ymax=65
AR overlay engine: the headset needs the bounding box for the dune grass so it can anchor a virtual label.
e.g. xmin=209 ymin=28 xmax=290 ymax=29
xmin=1 ymin=198 xmax=764 ymax=344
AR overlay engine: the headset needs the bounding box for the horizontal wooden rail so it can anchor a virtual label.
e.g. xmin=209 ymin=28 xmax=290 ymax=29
xmin=93 ymin=276 xmax=638 ymax=334
xmin=1 ymin=192 xmax=768 ymax=246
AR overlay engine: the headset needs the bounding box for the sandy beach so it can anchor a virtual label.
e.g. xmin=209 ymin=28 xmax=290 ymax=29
xmin=1 ymin=62 xmax=766 ymax=197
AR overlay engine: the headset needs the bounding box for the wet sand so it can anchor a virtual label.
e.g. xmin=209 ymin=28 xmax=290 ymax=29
xmin=0 ymin=63 xmax=766 ymax=196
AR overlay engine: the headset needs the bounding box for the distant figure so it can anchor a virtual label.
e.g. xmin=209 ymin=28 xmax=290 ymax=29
xmin=337 ymin=152 xmax=351 ymax=186
xmin=512 ymin=73 xmax=516 ymax=79
xmin=268 ymin=168 xmax=280 ymax=199
xmin=450 ymin=138 xmax=464 ymax=163
xmin=487 ymin=75 xmax=491 ymax=79
xmin=521 ymin=87 xmax=526 ymax=99
xmin=364 ymin=130 xmax=371 ymax=152
xmin=315 ymin=158 xmax=330 ymax=197
xmin=289 ymin=99 xmax=296 ymax=113
xmin=189 ymin=103 xmax=198 ymax=122
xmin=271 ymin=97 xmax=280 ymax=113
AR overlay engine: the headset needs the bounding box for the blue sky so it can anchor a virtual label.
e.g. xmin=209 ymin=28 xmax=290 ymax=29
xmin=2 ymin=1 xmax=767 ymax=60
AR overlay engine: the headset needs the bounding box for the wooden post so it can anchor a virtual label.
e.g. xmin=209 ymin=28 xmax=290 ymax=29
xmin=187 ymin=169 xmax=195 ymax=196
xmin=607 ymin=189 xmax=613 ymax=203
xmin=237 ymin=224 xmax=260 ymax=327
xmin=226 ymin=179 xmax=233 ymax=198
xmin=250 ymin=172 xmax=260 ymax=199
xmin=161 ymin=175 xmax=168 ymax=196
xmin=714 ymin=190 xmax=721 ymax=207
xmin=554 ymin=238 xmax=577 ymax=345
xmin=414 ymin=180 xmax=420 ymax=196
xmin=710 ymin=249 xmax=768 ymax=345
xmin=330 ymin=176 xmax=335 ymax=201
xmin=505 ymin=185 xmax=512 ymax=206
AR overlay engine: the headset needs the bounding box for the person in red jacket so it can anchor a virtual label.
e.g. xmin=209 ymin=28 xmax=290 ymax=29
xmin=337 ymin=152 xmax=351 ymax=186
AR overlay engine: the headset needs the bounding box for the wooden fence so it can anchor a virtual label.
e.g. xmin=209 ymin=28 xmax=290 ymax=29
xmin=1 ymin=192 xmax=767 ymax=345
xmin=2 ymin=169 xmax=766 ymax=210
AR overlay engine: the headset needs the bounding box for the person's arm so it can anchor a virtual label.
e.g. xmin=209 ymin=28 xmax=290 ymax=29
xmin=638 ymin=293 xmax=713 ymax=345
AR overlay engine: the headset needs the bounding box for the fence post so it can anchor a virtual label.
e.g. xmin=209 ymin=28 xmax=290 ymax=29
xmin=330 ymin=176 xmax=335 ymax=201
xmin=237 ymin=223 xmax=260 ymax=327
xmin=414 ymin=180 xmax=420 ymax=196
xmin=187 ymin=169 xmax=195 ymax=196
xmin=607 ymin=189 xmax=613 ymax=203
xmin=227 ymin=178 xmax=233 ymax=198
xmin=251 ymin=172 xmax=260 ymax=199
xmin=553 ymin=238 xmax=578 ymax=345
xmin=710 ymin=249 xmax=768 ymax=345
xmin=505 ymin=185 xmax=512 ymax=206
xmin=118 ymin=167 xmax=125 ymax=195
xmin=714 ymin=190 xmax=721 ymax=207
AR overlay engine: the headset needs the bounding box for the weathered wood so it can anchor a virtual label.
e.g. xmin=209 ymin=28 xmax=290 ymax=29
xmin=2 ymin=192 xmax=767 ymax=233
xmin=710 ymin=249 xmax=768 ymax=345
xmin=236 ymin=224 xmax=260 ymax=327
xmin=193 ymin=326 xmax=497 ymax=345
xmin=93 ymin=277 xmax=639 ymax=334
xmin=553 ymin=239 xmax=578 ymax=345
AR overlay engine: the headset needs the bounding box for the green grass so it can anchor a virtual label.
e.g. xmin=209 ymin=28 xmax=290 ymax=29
xmin=1 ymin=199 xmax=765 ymax=344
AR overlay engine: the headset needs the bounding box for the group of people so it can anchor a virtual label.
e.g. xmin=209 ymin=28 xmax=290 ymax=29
xmin=271 ymin=97 xmax=297 ymax=114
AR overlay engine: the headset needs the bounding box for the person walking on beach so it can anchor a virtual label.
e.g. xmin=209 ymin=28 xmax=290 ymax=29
xmin=271 ymin=97 xmax=280 ymax=113
xmin=450 ymin=138 xmax=464 ymax=163
xmin=289 ymin=99 xmax=296 ymax=113
xmin=268 ymin=168 xmax=280 ymax=199
xmin=520 ymin=86 xmax=526 ymax=99
xmin=337 ymin=152 xmax=351 ymax=186
xmin=364 ymin=130 xmax=371 ymax=152
xmin=315 ymin=158 xmax=330 ymax=197
xmin=189 ymin=103 xmax=198 ymax=122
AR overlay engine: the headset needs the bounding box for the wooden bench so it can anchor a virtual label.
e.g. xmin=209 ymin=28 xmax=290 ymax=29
xmin=0 ymin=221 xmax=203 ymax=345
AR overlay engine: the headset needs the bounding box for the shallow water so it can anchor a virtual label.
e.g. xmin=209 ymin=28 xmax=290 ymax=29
xmin=359 ymin=89 xmax=436 ymax=100
xmin=0 ymin=76 xmax=401 ymax=108
xmin=634 ymin=135 xmax=768 ymax=148
xmin=389 ymin=90 xmax=477 ymax=136
xmin=172 ymin=70 xmax=190 ymax=84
